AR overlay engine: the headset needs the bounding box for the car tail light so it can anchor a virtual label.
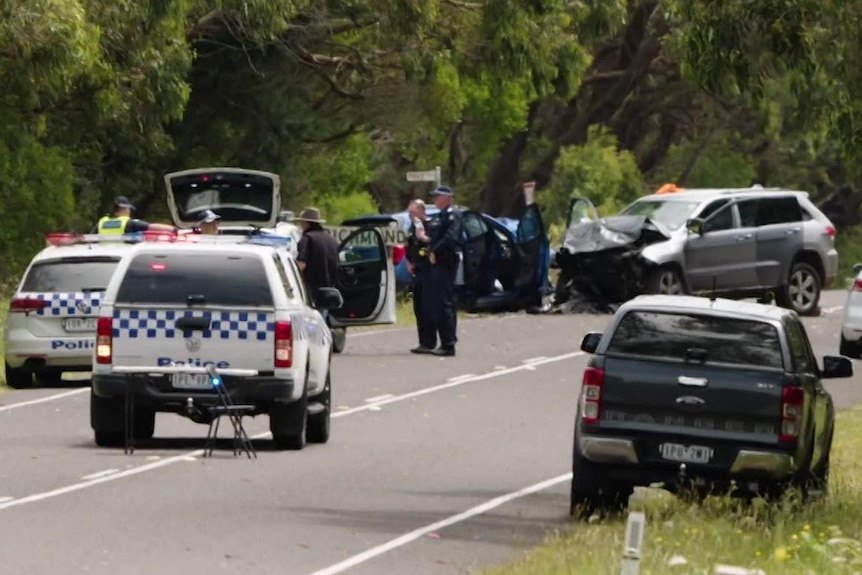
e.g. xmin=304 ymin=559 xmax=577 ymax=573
xmin=274 ymin=321 xmax=293 ymax=368
xmin=825 ymin=225 xmax=836 ymax=238
xmin=391 ymin=244 xmax=406 ymax=266
xmin=96 ymin=317 xmax=113 ymax=364
xmin=9 ymin=298 xmax=49 ymax=313
xmin=580 ymin=367 xmax=605 ymax=424
xmin=854 ymin=279 xmax=862 ymax=292
xmin=779 ymin=386 xmax=805 ymax=442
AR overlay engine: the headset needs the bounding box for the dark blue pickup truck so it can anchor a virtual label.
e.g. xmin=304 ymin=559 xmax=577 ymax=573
xmin=571 ymin=295 xmax=853 ymax=517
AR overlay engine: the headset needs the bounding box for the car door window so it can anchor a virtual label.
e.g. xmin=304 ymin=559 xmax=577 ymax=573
xmin=700 ymin=200 xmax=735 ymax=233
xmin=737 ymin=197 xmax=802 ymax=228
xmin=786 ymin=319 xmax=814 ymax=373
xmin=272 ymin=255 xmax=295 ymax=300
xmin=286 ymin=258 xmax=312 ymax=306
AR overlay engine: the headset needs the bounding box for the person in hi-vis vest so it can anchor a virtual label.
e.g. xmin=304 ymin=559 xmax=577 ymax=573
xmin=94 ymin=196 xmax=174 ymax=235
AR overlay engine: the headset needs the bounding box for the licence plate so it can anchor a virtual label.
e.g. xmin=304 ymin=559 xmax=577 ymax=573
xmin=172 ymin=373 xmax=212 ymax=390
xmin=63 ymin=318 xmax=97 ymax=332
xmin=660 ymin=443 xmax=713 ymax=464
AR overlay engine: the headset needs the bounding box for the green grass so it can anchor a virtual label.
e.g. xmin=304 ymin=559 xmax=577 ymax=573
xmin=483 ymin=408 xmax=862 ymax=575
xmin=836 ymin=228 xmax=862 ymax=288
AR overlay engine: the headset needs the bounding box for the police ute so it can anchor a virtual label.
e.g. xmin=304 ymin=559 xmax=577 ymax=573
xmin=4 ymin=234 xmax=139 ymax=389
xmin=89 ymin=167 xmax=397 ymax=449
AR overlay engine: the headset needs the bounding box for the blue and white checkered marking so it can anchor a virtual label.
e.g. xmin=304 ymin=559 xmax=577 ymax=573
xmin=112 ymin=309 xmax=275 ymax=341
xmin=31 ymin=292 xmax=103 ymax=317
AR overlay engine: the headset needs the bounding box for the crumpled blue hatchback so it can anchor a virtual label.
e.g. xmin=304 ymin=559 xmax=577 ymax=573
xmin=342 ymin=202 xmax=552 ymax=313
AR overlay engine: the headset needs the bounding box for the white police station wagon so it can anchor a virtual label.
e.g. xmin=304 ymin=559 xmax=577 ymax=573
xmin=4 ymin=236 xmax=136 ymax=388
xmin=90 ymin=167 xmax=396 ymax=449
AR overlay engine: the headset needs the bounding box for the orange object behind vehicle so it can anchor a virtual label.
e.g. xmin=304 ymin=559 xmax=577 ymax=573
xmin=655 ymin=183 xmax=685 ymax=195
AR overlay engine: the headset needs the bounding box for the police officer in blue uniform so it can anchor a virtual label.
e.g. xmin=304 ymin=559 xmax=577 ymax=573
xmin=406 ymin=199 xmax=436 ymax=354
xmin=426 ymin=186 xmax=462 ymax=356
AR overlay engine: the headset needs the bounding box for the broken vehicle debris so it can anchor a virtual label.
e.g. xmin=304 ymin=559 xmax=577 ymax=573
xmin=550 ymin=197 xmax=671 ymax=314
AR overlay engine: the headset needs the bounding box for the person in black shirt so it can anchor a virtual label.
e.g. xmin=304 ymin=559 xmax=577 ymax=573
xmin=405 ymin=199 xmax=436 ymax=354
xmin=296 ymin=207 xmax=340 ymax=320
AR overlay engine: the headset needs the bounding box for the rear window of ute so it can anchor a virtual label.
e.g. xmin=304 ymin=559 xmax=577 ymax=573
xmin=607 ymin=311 xmax=784 ymax=370
xmin=116 ymin=253 xmax=273 ymax=306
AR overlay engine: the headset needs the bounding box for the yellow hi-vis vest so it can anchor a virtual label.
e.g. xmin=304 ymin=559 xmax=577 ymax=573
xmin=97 ymin=216 xmax=130 ymax=235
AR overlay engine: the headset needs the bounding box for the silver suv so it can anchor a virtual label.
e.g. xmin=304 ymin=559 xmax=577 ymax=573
xmin=560 ymin=187 xmax=838 ymax=315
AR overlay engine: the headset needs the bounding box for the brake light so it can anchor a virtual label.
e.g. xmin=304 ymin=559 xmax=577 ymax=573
xmin=96 ymin=317 xmax=113 ymax=364
xmin=392 ymin=244 xmax=406 ymax=266
xmin=274 ymin=321 xmax=293 ymax=368
xmin=779 ymin=386 xmax=805 ymax=442
xmin=9 ymin=298 xmax=49 ymax=313
xmin=825 ymin=225 xmax=836 ymax=238
xmin=580 ymin=367 xmax=605 ymax=425
xmin=854 ymin=279 xmax=862 ymax=292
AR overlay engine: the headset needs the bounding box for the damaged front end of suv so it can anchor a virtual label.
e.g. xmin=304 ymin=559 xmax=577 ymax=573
xmin=551 ymin=197 xmax=679 ymax=313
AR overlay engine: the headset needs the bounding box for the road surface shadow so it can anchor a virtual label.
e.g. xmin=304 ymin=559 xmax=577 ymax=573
xmin=68 ymin=436 xmax=295 ymax=454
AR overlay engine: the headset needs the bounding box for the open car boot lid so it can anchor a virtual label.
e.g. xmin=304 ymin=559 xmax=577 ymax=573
xmin=165 ymin=167 xmax=281 ymax=230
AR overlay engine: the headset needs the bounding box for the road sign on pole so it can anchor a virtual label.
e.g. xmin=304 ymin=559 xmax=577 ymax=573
xmin=406 ymin=166 xmax=442 ymax=188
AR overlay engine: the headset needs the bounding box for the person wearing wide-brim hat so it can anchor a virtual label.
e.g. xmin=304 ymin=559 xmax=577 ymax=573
xmin=295 ymin=205 xmax=339 ymax=303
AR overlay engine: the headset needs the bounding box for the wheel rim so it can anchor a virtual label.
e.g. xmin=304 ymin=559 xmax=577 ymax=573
xmin=659 ymin=271 xmax=683 ymax=295
xmin=788 ymin=269 xmax=817 ymax=311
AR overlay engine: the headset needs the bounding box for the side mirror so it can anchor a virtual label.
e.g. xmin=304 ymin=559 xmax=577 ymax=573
xmin=581 ymin=332 xmax=603 ymax=354
xmin=853 ymin=263 xmax=862 ymax=275
xmin=686 ymin=218 xmax=705 ymax=235
xmin=822 ymin=355 xmax=853 ymax=379
xmin=315 ymin=287 xmax=344 ymax=310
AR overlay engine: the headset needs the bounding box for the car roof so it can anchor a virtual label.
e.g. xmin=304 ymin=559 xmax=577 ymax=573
xmin=618 ymin=295 xmax=793 ymax=323
xmin=121 ymin=239 xmax=282 ymax=258
xmin=637 ymin=187 xmax=810 ymax=203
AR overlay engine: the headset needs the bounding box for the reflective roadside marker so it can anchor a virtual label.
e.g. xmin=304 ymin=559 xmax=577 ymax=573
xmin=620 ymin=511 xmax=645 ymax=575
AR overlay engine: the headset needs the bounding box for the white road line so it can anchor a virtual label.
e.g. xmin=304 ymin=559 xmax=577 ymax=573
xmin=0 ymin=497 xmax=13 ymax=504
xmin=0 ymin=350 xmax=585 ymax=513
xmin=332 ymin=352 xmax=583 ymax=418
xmin=364 ymin=394 xmax=394 ymax=403
xmin=523 ymin=356 xmax=547 ymax=363
xmin=306 ymin=472 xmax=573 ymax=575
xmin=81 ymin=469 xmax=119 ymax=481
xmin=0 ymin=388 xmax=89 ymax=413
xmin=823 ymin=305 xmax=844 ymax=314
xmin=446 ymin=374 xmax=475 ymax=383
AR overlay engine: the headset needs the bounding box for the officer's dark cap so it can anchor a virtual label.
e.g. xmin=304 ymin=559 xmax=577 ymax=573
xmin=430 ymin=186 xmax=454 ymax=197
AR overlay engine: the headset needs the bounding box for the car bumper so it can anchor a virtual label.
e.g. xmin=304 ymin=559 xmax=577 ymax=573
xmin=4 ymin=330 xmax=95 ymax=370
xmin=92 ymin=373 xmax=296 ymax=411
xmin=578 ymin=435 xmax=795 ymax=481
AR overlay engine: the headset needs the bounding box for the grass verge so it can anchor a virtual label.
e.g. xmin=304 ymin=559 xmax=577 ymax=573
xmin=484 ymin=407 xmax=862 ymax=575
xmin=836 ymin=228 xmax=862 ymax=288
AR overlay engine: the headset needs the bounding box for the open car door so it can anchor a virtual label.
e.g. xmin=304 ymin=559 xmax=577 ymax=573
xmin=328 ymin=226 xmax=396 ymax=327
xmin=512 ymin=203 xmax=550 ymax=295
xmin=460 ymin=210 xmax=497 ymax=299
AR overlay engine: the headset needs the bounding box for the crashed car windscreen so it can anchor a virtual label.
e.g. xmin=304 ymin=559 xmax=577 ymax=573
xmin=618 ymin=199 xmax=701 ymax=231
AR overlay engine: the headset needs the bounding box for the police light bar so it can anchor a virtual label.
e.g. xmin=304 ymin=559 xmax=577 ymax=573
xmin=45 ymin=232 xmax=151 ymax=247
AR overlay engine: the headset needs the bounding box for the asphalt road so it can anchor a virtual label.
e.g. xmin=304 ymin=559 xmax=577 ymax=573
xmin=0 ymin=291 xmax=859 ymax=575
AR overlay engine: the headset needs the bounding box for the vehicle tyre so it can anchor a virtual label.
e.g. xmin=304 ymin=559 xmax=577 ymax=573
xmin=777 ymin=262 xmax=821 ymax=316
xmin=569 ymin=431 xmax=631 ymax=519
xmin=35 ymin=369 xmax=63 ymax=387
xmin=332 ymin=327 xmax=346 ymax=354
xmin=4 ymin=363 xmax=33 ymax=389
xmin=306 ymin=371 xmax=331 ymax=444
xmin=270 ymin=395 xmax=307 ymax=451
xmin=644 ymin=267 xmax=685 ymax=296
xmin=840 ymin=335 xmax=862 ymax=359
xmin=91 ymin=391 xmax=155 ymax=446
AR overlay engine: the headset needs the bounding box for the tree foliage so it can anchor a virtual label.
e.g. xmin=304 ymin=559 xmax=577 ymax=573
xmin=3 ymin=0 xmax=862 ymax=284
